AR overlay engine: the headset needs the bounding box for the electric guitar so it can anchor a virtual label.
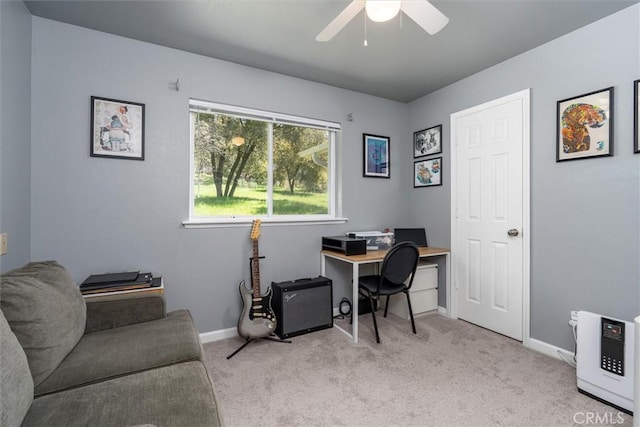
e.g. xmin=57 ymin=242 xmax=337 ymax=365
xmin=237 ymin=219 xmax=277 ymax=339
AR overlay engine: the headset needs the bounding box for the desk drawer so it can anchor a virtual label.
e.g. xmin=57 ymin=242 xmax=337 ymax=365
xmin=410 ymin=262 xmax=438 ymax=292
xmin=387 ymin=288 xmax=438 ymax=320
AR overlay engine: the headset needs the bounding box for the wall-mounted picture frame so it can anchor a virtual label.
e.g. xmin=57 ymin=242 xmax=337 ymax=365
xmin=414 ymin=157 xmax=442 ymax=188
xmin=414 ymin=125 xmax=442 ymax=158
xmin=634 ymin=79 xmax=639 ymax=153
xmin=91 ymin=96 xmax=145 ymax=160
xmin=556 ymin=87 xmax=613 ymax=162
xmin=363 ymin=133 xmax=390 ymax=178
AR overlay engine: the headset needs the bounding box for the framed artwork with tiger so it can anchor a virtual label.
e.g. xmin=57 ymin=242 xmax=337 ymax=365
xmin=556 ymin=87 xmax=613 ymax=162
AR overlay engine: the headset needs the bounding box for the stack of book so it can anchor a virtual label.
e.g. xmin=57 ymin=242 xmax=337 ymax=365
xmin=80 ymin=271 xmax=157 ymax=295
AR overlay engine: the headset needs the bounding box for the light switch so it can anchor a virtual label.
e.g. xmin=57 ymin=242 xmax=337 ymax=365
xmin=1 ymin=233 xmax=7 ymax=255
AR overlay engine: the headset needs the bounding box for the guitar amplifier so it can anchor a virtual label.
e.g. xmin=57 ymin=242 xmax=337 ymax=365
xmin=271 ymin=276 xmax=333 ymax=339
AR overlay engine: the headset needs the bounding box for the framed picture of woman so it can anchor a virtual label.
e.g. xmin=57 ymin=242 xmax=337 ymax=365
xmin=91 ymin=96 xmax=145 ymax=160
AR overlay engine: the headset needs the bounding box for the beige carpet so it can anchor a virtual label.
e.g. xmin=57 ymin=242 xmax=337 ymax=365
xmin=203 ymin=313 xmax=633 ymax=427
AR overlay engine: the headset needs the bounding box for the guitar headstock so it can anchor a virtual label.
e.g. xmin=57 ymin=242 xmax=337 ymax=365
xmin=250 ymin=219 xmax=262 ymax=240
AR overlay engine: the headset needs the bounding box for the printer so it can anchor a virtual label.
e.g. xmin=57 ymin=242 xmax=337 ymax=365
xmin=321 ymin=236 xmax=367 ymax=256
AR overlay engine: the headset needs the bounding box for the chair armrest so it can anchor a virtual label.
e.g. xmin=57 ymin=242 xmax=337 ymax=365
xmin=84 ymin=293 xmax=166 ymax=333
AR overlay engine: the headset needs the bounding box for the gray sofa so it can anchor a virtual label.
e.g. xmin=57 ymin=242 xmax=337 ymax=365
xmin=0 ymin=261 xmax=223 ymax=427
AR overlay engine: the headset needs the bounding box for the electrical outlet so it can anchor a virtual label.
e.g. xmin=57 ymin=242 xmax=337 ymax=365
xmin=0 ymin=233 xmax=7 ymax=255
xmin=569 ymin=310 xmax=579 ymax=327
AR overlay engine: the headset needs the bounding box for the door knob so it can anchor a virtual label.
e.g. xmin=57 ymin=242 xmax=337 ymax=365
xmin=507 ymin=229 xmax=519 ymax=237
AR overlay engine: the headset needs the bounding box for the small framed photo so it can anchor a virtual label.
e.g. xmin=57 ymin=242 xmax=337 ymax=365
xmin=414 ymin=125 xmax=442 ymax=158
xmin=363 ymin=133 xmax=390 ymax=178
xmin=91 ymin=96 xmax=145 ymax=160
xmin=634 ymin=79 xmax=639 ymax=153
xmin=414 ymin=157 xmax=442 ymax=188
xmin=556 ymin=87 xmax=613 ymax=162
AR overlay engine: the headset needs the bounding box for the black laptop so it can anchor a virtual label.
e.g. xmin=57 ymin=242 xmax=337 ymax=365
xmin=394 ymin=228 xmax=428 ymax=247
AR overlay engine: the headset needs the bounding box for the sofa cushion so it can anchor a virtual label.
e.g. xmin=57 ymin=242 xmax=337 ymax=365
xmin=0 ymin=260 xmax=86 ymax=387
xmin=84 ymin=293 xmax=166 ymax=333
xmin=23 ymin=361 xmax=222 ymax=427
xmin=0 ymin=310 xmax=34 ymax=427
xmin=35 ymin=310 xmax=202 ymax=396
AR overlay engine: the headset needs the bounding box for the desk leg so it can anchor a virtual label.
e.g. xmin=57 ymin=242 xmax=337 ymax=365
xmin=352 ymin=263 xmax=359 ymax=344
xmin=321 ymin=254 xmax=355 ymax=342
xmin=445 ymin=252 xmax=453 ymax=318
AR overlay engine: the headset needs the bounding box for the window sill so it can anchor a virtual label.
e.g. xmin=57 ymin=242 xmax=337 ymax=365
xmin=182 ymin=217 xmax=348 ymax=229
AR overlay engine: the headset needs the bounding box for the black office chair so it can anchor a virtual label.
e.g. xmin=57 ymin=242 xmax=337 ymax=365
xmin=355 ymin=241 xmax=420 ymax=343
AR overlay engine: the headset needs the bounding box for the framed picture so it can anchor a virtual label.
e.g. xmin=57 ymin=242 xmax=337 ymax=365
xmin=414 ymin=157 xmax=442 ymax=188
xmin=556 ymin=87 xmax=613 ymax=162
xmin=635 ymin=79 xmax=639 ymax=153
xmin=363 ymin=133 xmax=390 ymax=178
xmin=414 ymin=125 xmax=442 ymax=158
xmin=91 ymin=96 xmax=145 ymax=160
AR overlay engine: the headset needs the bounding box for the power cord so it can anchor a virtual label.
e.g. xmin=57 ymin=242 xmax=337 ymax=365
xmin=334 ymin=297 xmax=352 ymax=320
xmin=572 ymin=321 xmax=578 ymax=364
xmin=558 ymin=320 xmax=578 ymax=368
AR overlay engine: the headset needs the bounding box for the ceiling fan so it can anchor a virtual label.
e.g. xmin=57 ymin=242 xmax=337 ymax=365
xmin=316 ymin=0 xmax=449 ymax=42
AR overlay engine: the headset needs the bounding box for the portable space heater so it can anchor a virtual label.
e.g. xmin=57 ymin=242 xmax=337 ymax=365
xmin=576 ymin=311 xmax=635 ymax=414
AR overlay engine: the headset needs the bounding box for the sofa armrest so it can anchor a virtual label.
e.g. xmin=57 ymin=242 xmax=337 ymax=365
xmin=84 ymin=293 xmax=166 ymax=333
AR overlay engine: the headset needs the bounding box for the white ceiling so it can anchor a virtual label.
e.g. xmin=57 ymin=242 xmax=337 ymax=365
xmin=25 ymin=0 xmax=638 ymax=102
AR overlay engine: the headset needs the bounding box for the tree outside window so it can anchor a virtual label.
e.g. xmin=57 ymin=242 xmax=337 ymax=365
xmin=190 ymin=105 xmax=336 ymax=219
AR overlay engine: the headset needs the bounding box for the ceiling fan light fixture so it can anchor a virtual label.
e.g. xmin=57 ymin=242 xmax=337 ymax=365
xmin=365 ymin=0 xmax=401 ymax=23
xmin=316 ymin=0 xmax=448 ymax=42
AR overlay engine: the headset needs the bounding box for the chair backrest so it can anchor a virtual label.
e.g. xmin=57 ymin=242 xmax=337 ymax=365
xmin=380 ymin=242 xmax=420 ymax=289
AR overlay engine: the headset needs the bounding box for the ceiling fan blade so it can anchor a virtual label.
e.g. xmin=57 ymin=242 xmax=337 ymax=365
xmin=401 ymin=0 xmax=449 ymax=35
xmin=316 ymin=0 xmax=366 ymax=42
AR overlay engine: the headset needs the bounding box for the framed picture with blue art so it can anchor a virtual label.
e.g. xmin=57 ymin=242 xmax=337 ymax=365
xmin=414 ymin=157 xmax=442 ymax=188
xmin=363 ymin=133 xmax=390 ymax=178
xmin=556 ymin=87 xmax=613 ymax=162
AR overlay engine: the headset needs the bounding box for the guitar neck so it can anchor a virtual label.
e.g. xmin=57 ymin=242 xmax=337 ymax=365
xmin=251 ymin=239 xmax=260 ymax=295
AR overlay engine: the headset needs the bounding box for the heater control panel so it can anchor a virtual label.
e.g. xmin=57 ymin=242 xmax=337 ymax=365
xmin=601 ymin=317 xmax=625 ymax=376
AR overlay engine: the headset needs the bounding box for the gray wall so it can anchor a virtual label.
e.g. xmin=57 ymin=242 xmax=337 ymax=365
xmin=0 ymin=0 xmax=31 ymax=273
xmin=30 ymin=17 xmax=410 ymax=333
xmin=408 ymin=5 xmax=640 ymax=350
xmin=15 ymin=6 xmax=640 ymax=350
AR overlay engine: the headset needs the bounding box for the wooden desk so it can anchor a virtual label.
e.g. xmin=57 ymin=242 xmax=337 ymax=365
xmin=321 ymin=247 xmax=450 ymax=343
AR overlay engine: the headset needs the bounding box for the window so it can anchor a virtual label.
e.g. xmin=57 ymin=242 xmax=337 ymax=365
xmin=187 ymin=100 xmax=341 ymax=225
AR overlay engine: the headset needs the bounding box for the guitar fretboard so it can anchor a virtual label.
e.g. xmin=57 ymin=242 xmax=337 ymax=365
xmin=251 ymin=239 xmax=260 ymax=297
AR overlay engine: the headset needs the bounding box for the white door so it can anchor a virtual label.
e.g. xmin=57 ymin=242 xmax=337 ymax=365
xmin=451 ymin=90 xmax=529 ymax=341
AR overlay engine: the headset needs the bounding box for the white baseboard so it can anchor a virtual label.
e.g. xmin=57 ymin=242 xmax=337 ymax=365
xmin=333 ymin=304 xmax=447 ymax=318
xmin=527 ymin=337 xmax=575 ymax=365
xmin=200 ymin=327 xmax=237 ymax=344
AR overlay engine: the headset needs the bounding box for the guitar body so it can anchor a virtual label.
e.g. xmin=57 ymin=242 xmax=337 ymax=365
xmin=237 ymin=280 xmax=277 ymax=339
